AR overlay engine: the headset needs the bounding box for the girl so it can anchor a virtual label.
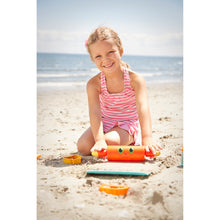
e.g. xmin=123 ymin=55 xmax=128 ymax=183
xmin=77 ymin=26 xmax=162 ymax=155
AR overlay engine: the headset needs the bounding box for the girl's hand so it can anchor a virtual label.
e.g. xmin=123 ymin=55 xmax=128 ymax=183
xmin=143 ymin=138 xmax=163 ymax=155
xmin=90 ymin=139 xmax=107 ymax=152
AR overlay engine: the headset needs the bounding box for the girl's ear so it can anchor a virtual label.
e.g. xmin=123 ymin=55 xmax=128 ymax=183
xmin=120 ymin=47 xmax=124 ymax=56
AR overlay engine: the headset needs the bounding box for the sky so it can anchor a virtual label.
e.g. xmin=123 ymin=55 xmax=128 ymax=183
xmin=37 ymin=0 xmax=183 ymax=56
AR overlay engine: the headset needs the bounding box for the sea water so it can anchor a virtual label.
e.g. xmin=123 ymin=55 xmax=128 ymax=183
xmin=37 ymin=53 xmax=183 ymax=90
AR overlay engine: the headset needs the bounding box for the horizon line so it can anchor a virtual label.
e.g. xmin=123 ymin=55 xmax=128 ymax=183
xmin=37 ymin=52 xmax=183 ymax=58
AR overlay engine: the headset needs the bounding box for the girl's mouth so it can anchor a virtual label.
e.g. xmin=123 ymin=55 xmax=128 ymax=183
xmin=103 ymin=63 xmax=114 ymax=69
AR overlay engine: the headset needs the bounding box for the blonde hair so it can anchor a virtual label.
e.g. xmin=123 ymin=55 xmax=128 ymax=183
xmin=86 ymin=26 xmax=129 ymax=68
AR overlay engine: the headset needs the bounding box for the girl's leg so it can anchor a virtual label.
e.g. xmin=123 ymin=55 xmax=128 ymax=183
xmin=105 ymin=126 xmax=134 ymax=145
xmin=77 ymin=127 xmax=95 ymax=155
xmin=77 ymin=126 xmax=134 ymax=155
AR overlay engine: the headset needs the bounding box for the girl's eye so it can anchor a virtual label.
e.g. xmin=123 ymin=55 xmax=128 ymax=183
xmin=129 ymin=147 xmax=134 ymax=153
xmin=109 ymin=51 xmax=114 ymax=54
xmin=118 ymin=147 xmax=123 ymax=153
xmin=95 ymin=55 xmax=101 ymax=59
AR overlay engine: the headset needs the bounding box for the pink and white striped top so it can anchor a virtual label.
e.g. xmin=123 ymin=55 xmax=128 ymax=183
xmin=99 ymin=68 xmax=141 ymax=146
xmin=99 ymin=68 xmax=138 ymax=121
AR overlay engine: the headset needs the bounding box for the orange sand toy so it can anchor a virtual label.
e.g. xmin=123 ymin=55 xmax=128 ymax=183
xmin=92 ymin=145 xmax=160 ymax=161
xmin=37 ymin=154 xmax=41 ymax=159
xmin=99 ymin=184 xmax=129 ymax=195
xmin=63 ymin=155 xmax=82 ymax=164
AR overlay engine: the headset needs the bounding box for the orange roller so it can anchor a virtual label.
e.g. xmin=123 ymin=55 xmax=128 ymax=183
xmin=107 ymin=145 xmax=145 ymax=161
xmin=92 ymin=145 xmax=160 ymax=161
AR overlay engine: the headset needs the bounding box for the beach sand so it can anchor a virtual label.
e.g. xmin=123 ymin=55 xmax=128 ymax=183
xmin=37 ymin=82 xmax=183 ymax=220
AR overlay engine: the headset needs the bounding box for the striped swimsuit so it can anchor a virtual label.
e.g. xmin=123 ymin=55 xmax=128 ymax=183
xmin=99 ymin=68 xmax=141 ymax=145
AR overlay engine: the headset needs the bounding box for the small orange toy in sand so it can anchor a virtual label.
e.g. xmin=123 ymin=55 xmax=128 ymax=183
xmin=63 ymin=155 xmax=82 ymax=164
xmin=37 ymin=154 xmax=41 ymax=159
xmin=99 ymin=184 xmax=129 ymax=195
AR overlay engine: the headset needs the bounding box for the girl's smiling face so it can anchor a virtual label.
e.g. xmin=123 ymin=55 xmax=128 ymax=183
xmin=89 ymin=39 xmax=123 ymax=73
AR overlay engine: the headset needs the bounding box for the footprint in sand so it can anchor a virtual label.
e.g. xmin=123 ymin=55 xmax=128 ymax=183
xmin=158 ymin=117 xmax=171 ymax=121
xmin=159 ymin=134 xmax=173 ymax=140
xmin=152 ymin=191 xmax=164 ymax=205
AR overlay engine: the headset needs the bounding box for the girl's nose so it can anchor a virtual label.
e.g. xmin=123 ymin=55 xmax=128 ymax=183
xmin=102 ymin=55 xmax=109 ymax=61
xmin=101 ymin=56 xmax=110 ymax=63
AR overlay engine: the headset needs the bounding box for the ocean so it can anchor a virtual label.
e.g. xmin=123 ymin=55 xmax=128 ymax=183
xmin=37 ymin=53 xmax=183 ymax=90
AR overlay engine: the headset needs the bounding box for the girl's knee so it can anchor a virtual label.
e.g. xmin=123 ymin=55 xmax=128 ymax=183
xmin=77 ymin=127 xmax=94 ymax=155
xmin=105 ymin=127 xmax=132 ymax=145
xmin=77 ymin=137 xmax=91 ymax=155
xmin=105 ymin=138 xmax=120 ymax=145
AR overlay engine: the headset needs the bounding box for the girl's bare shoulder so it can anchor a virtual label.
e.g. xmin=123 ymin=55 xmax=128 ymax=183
xmin=87 ymin=72 xmax=101 ymax=93
xmin=128 ymin=69 xmax=146 ymax=89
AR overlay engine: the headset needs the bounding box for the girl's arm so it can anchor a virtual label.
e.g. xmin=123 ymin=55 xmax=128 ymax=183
xmin=87 ymin=75 xmax=107 ymax=152
xmin=130 ymin=71 xmax=162 ymax=154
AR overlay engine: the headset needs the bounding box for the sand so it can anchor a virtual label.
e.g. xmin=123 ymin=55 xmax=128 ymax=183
xmin=37 ymin=82 xmax=183 ymax=220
